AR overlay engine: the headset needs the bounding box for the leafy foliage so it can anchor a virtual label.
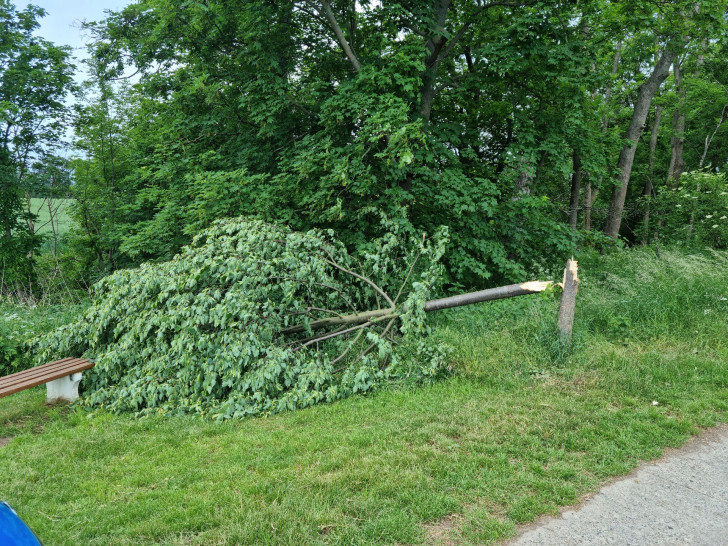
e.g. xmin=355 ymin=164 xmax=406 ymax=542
xmin=652 ymin=172 xmax=728 ymax=248
xmin=0 ymin=148 xmax=39 ymax=291
xmin=31 ymin=218 xmax=449 ymax=419
xmin=0 ymin=0 xmax=74 ymax=293
xmin=68 ymin=0 xmax=625 ymax=287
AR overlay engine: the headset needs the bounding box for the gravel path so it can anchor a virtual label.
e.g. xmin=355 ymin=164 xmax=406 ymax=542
xmin=510 ymin=425 xmax=728 ymax=546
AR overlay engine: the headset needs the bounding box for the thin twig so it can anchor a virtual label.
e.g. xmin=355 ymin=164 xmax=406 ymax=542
xmin=392 ymin=252 xmax=422 ymax=306
xmin=296 ymin=320 xmax=373 ymax=350
xmin=319 ymin=249 xmax=394 ymax=307
xmin=330 ymin=327 xmax=365 ymax=366
xmin=354 ymin=317 xmax=398 ymax=369
xmin=283 ymin=324 xmax=349 ymax=347
xmin=268 ymin=275 xmax=358 ymax=314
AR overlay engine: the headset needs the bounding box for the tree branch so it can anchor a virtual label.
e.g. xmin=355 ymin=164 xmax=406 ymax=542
xmin=321 ymin=0 xmax=362 ymax=72
xmin=434 ymin=73 xmax=469 ymax=96
xmin=438 ymin=1 xmax=532 ymax=65
xmin=438 ymin=22 xmax=472 ymax=64
xmin=330 ymin=327 xmax=365 ymax=366
xmin=319 ymin=246 xmax=394 ymax=307
xmin=699 ymin=104 xmax=728 ymax=169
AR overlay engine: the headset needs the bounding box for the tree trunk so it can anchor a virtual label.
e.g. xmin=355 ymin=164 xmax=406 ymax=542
xmin=604 ymin=48 xmax=677 ymax=238
xmin=699 ymin=104 xmax=728 ymax=169
xmin=512 ymin=151 xmax=546 ymax=200
xmin=666 ymin=60 xmax=685 ymax=187
xmin=557 ymin=259 xmax=579 ymax=344
xmin=568 ymin=152 xmax=583 ymax=229
xmin=642 ymin=105 xmax=663 ymax=244
xmin=585 ymin=41 xmax=621 ymax=232
xmin=419 ymin=0 xmax=451 ymax=121
xmin=585 ymin=182 xmax=593 ymax=231
xmin=280 ymin=281 xmax=553 ymax=335
xmin=420 ymin=66 xmax=439 ymax=121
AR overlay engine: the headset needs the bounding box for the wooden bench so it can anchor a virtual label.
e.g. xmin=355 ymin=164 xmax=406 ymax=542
xmin=0 ymin=358 xmax=95 ymax=402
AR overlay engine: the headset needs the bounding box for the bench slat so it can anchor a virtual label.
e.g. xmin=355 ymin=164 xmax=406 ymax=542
xmin=0 ymin=359 xmax=90 ymax=388
xmin=0 ymin=364 xmax=94 ymax=397
xmin=0 ymin=358 xmax=95 ymax=398
xmin=0 ymin=358 xmax=93 ymax=386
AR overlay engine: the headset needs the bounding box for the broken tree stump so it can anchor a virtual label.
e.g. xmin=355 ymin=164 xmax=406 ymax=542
xmin=557 ymin=259 xmax=579 ymax=344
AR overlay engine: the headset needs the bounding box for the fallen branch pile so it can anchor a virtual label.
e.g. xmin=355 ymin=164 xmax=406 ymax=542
xmin=30 ymin=218 xmax=575 ymax=420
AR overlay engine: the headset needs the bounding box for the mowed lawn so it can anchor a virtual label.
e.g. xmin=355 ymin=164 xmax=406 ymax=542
xmin=1 ymin=248 xmax=727 ymax=544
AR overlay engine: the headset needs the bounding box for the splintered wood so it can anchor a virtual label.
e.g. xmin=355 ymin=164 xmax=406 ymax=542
xmin=558 ymin=259 xmax=579 ymax=344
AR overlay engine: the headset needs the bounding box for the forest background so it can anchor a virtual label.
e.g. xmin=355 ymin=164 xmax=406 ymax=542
xmin=2 ymin=0 xmax=728 ymax=297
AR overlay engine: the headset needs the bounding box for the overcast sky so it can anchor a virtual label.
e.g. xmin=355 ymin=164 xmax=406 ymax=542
xmin=24 ymin=0 xmax=133 ymax=153
xmin=31 ymin=0 xmax=130 ymax=61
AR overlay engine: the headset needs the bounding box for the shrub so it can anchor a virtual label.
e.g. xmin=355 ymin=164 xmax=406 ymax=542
xmin=651 ymin=171 xmax=728 ymax=248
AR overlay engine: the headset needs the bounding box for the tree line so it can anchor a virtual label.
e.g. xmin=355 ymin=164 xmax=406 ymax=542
xmin=2 ymin=0 xmax=728 ymax=295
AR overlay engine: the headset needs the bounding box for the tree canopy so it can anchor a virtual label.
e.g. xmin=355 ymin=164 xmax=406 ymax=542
xmin=3 ymin=0 xmax=728 ymax=293
xmin=0 ymin=0 xmax=74 ymax=291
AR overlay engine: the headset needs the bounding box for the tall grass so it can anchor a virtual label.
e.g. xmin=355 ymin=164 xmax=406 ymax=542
xmin=435 ymin=247 xmax=728 ymax=380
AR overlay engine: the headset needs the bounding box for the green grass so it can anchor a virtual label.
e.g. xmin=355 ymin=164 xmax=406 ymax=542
xmin=1 ymin=247 xmax=728 ymax=544
xmin=28 ymin=197 xmax=75 ymax=237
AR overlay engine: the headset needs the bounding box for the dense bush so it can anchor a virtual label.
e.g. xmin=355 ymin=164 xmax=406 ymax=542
xmin=0 ymin=303 xmax=85 ymax=376
xmin=31 ymin=218 xmax=449 ymax=419
xmin=0 ymin=315 xmax=24 ymax=376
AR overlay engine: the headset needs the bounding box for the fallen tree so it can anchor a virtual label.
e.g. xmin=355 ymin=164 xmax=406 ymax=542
xmin=30 ymin=218 xmax=555 ymax=420
xmin=280 ymin=281 xmax=552 ymax=335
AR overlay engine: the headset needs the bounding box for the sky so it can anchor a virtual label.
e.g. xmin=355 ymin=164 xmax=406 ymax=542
xmin=30 ymin=0 xmax=131 ymax=62
xmin=22 ymin=0 xmax=133 ymax=153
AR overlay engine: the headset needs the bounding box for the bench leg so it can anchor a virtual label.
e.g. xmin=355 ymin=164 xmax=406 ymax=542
xmin=46 ymin=372 xmax=83 ymax=403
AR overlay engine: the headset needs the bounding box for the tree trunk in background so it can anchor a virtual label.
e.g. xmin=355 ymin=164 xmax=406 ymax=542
xmin=585 ymin=184 xmax=593 ymax=230
xmin=585 ymin=41 xmax=621 ymax=232
xmin=512 ymin=161 xmax=535 ymax=199
xmin=419 ymin=0 xmax=451 ymax=122
xmin=666 ymin=60 xmax=685 ymax=187
xmin=512 ymin=152 xmax=546 ymax=200
xmin=604 ymin=48 xmax=677 ymax=238
xmin=699 ymin=104 xmax=728 ymax=169
xmin=642 ymin=105 xmax=663 ymax=244
xmin=568 ymin=152 xmax=582 ymax=229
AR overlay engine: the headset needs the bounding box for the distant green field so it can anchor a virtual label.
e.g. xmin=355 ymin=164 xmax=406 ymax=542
xmin=27 ymin=197 xmax=74 ymax=237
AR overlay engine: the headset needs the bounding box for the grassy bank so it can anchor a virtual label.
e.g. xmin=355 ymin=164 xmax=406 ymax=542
xmin=1 ymin=247 xmax=727 ymax=544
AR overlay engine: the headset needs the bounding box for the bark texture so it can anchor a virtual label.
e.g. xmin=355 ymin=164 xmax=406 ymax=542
xmin=642 ymin=105 xmax=663 ymax=244
xmin=666 ymin=60 xmax=685 ymax=187
xmin=568 ymin=152 xmax=583 ymax=229
xmin=557 ymin=259 xmax=579 ymax=344
xmin=604 ymin=48 xmax=677 ymax=238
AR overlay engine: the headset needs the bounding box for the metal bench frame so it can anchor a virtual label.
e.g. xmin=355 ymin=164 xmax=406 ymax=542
xmin=0 ymin=358 xmax=95 ymax=402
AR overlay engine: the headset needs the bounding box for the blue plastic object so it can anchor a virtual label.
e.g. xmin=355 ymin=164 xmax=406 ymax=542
xmin=0 ymin=502 xmax=42 ymax=545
